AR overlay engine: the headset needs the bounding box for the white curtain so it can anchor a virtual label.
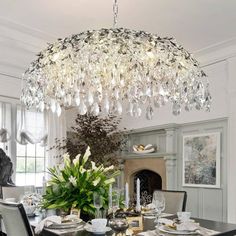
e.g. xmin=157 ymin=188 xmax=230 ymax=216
xmin=47 ymin=108 xmax=67 ymax=168
xmin=0 ymin=102 xmax=11 ymax=143
xmin=16 ymin=106 xmax=47 ymax=145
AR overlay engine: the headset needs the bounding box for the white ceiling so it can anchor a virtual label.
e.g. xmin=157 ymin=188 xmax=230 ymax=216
xmin=1 ymin=0 xmax=236 ymax=77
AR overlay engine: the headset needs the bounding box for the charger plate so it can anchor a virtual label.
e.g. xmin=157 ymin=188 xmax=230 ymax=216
xmin=46 ymin=218 xmax=82 ymax=229
xmin=158 ymin=225 xmax=198 ymax=235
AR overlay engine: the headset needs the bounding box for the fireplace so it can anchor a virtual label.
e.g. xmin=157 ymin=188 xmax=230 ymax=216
xmin=123 ymin=157 xmax=167 ymax=202
xmin=133 ymin=169 xmax=162 ymax=197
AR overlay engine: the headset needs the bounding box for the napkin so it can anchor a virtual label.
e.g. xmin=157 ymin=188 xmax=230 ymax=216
xmin=176 ymin=221 xmax=200 ymax=231
xmin=35 ymin=215 xmax=61 ymax=234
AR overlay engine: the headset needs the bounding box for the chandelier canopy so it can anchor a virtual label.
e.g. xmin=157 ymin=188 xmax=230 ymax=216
xmin=21 ymin=4 xmax=211 ymax=119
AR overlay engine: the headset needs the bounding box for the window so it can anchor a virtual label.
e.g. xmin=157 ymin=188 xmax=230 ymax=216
xmin=16 ymin=143 xmax=46 ymax=187
xmin=15 ymin=106 xmax=47 ymax=187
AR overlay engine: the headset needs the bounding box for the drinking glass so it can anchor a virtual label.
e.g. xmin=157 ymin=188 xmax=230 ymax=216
xmin=111 ymin=190 xmax=120 ymax=218
xmin=152 ymin=191 xmax=165 ymax=225
xmin=93 ymin=192 xmax=102 ymax=218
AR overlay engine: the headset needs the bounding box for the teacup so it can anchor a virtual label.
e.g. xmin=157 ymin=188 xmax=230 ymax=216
xmin=177 ymin=212 xmax=191 ymax=222
xmin=91 ymin=218 xmax=107 ymax=232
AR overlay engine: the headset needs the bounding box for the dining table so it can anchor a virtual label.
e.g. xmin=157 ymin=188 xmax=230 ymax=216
xmin=29 ymin=214 xmax=236 ymax=236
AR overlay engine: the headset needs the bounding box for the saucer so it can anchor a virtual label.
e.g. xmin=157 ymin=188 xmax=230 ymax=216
xmin=84 ymin=224 xmax=112 ymax=234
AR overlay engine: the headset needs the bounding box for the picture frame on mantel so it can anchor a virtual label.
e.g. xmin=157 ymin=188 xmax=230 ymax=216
xmin=182 ymin=132 xmax=221 ymax=188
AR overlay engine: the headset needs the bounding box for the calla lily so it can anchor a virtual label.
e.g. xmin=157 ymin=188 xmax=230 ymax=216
xmin=104 ymin=165 xmax=114 ymax=172
xmin=69 ymin=176 xmax=77 ymax=187
xmin=93 ymin=177 xmax=101 ymax=186
xmin=63 ymin=153 xmax=71 ymax=166
xmin=82 ymin=146 xmax=91 ymax=164
xmin=104 ymin=177 xmax=115 ymax=185
xmin=73 ymin=154 xmax=81 ymax=166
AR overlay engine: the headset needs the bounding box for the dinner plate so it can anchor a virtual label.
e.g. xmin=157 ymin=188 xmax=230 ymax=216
xmin=84 ymin=224 xmax=112 ymax=234
xmin=158 ymin=225 xmax=198 ymax=235
xmin=46 ymin=218 xmax=82 ymax=229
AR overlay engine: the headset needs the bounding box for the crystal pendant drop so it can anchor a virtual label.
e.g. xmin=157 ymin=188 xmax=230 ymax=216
xmin=56 ymin=103 xmax=62 ymax=117
xmin=127 ymin=103 xmax=134 ymax=117
xmin=39 ymin=101 xmax=45 ymax=112
xmin=146 ymin=104 xmax=154 ymax=120
xmin=103 ymin=96 xmax=110 ymax=114
xmin=115 ymin=100 xmax=122 ymax=115
xmin=90 ymin=102 xmax=100 ymax=116
xmin=133 ymin=103 xmax=142 ymax=117
xmin=172 ymin=102 xmax=181 ymax=116
xmin=78 ymin=100 xmax=87 ymax=115
xmin=75 ymin=93 xmax=80 ymax=106
xmin=50 ymin=99 xmax=56 ymax=113
xmin=87 ymin=90 xmax=94 ymax=106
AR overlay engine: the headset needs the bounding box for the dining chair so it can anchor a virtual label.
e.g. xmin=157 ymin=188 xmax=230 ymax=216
xmin=1 ymin=186 xmax=35 ymax=202
xmin=155 ymin=189 xmax=187 ymax=213
xmin=0 ymin=200 xmax=34 ymax=236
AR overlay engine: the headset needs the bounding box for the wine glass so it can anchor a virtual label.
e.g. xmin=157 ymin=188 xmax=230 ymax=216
xmin=93 ymin=192 xmax=102 ymax=218
xmin=111 ymin=190 xmax=120 ymax=218
xmin=152 ymin=191 xmax=165 ymax=226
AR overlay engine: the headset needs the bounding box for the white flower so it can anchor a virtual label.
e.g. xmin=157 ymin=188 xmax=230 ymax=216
xmin=104 ymin=177 xmax=115 ymax=185
xmin=93 ymin=177 xmax=101 ymax=186
xmin=104 ymin=165 xmax=114 ymax=172
xmin=83 ymin=146 xmax=91 ymax=163
xmin=91 ymin=161 xmax=97 ymax=170
xmin=58 ymin=174 xmax=65 ymax=182
xmin=73 ymin=154 xmax=81 ymax=166
xmin=69 ymin=176 xmax=77 ymax=187
xmin=80 ymin=166 xmax=86 ymax=174
xmin=63 ymin=153 xmax=71 ymax=166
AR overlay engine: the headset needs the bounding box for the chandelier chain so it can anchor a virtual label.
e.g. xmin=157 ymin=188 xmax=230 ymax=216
xmin=113 ymin=0 xmax=118 ymax=27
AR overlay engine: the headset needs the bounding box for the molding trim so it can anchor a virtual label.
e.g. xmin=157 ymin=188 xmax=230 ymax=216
xmin=194 ymin=38 xmax=236 ymax=67
xmin=0 ymin=17 xmax=56 ymax=42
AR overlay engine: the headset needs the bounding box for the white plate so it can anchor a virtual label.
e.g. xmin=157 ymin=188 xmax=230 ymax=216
xmin=46 ymin=218 xmax=82 ymax=229
xmin=158 ymin=225 xmax=198 ymax=235
xmin=84 ymin=225 xmax=112 ymax=234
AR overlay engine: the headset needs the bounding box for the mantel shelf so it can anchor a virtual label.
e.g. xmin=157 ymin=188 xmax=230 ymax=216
xmin=119 ymin=152 xmax=176 ymax=159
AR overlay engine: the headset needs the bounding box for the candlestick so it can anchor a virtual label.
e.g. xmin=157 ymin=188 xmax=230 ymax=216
xmin=136 ymin=178 xmax=141 ymax=212
xmin=125 ymin=182 xmax=129 ymax=208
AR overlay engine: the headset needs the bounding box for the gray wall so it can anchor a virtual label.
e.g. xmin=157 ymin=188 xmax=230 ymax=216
xmin=177 ymin=118 xmax=227 ymax=222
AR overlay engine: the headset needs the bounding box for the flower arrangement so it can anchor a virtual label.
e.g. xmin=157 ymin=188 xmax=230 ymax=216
xmin=42 ymin=146 xmax=120 ymax=215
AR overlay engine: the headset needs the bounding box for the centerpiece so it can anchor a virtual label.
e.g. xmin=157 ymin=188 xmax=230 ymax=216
xmin=42 ymin=146 xmax=120 ymax=218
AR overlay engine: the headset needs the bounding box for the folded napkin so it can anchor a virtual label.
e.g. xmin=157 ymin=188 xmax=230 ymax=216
xmin=157 ymin=218 xmax=174 ymax=226
xmin=35 ymin=215 xmax=61 ymax=234
xmin=176 ymin=221 xmax=200 ymax=231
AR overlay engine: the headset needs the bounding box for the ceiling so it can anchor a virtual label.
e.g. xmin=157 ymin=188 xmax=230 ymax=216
xmin=1 ymin=0 xmax=236 ymax=77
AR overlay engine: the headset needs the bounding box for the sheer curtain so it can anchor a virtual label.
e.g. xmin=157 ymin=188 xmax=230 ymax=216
xmin=47 ymin=108 xmax=67 ymax=168
xmin=16 ymin=106 xmax=47 ymax=146
xmin=0 ymin=102 xmax=11 ymax=143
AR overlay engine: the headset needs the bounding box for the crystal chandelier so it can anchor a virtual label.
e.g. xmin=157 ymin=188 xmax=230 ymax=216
xmin=21 ymin=0 xmax=211 ymax=119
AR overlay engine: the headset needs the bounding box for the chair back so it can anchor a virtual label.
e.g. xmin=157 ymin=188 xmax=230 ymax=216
xmin=0 ymin=200 xmax=34 ymax=236
xmin=155 ymin=190 xmax=187 ymax=213
xmin=2 ymin=186 xmax=35 ymax=202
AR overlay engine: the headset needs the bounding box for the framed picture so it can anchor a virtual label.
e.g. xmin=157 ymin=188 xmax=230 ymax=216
xmin=183 ymin=132 xmax=221 ymax=188
xmin=126 ymin=216 xmax=143 ymax=233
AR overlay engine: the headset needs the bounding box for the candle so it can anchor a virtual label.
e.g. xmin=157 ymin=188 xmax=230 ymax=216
xmin=125 ymin=182 xmax=129 ymax=208
xmin=136 ymin=178 xmax=141 ymax=212
xmin=109 ymin=184 xmax=112 ymax=209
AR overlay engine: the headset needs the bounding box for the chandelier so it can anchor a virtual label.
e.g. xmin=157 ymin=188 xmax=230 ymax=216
xmin=21 ymin=0 xmax=211 ymax=119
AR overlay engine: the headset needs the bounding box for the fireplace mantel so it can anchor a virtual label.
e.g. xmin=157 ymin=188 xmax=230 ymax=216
xmin=118 ymin=125 xmax=178 ymax=191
